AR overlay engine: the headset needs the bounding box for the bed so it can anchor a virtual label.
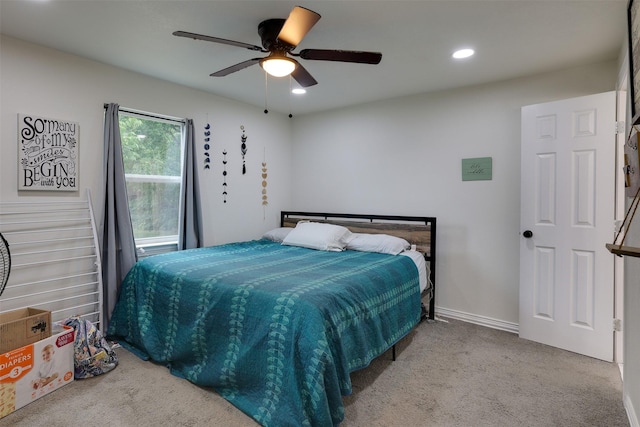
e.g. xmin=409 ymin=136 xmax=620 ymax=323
xmin=107 ymin=211 xmax=436 ymax=426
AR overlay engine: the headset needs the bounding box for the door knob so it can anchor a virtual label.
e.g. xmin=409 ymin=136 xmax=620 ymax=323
xmin=523 ymin=230 xmax=533 ymax=238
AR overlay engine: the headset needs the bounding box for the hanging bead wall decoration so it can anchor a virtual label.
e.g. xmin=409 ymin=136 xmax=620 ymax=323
xmin=240 ymin=125 xmax=248 ymax=174
xmin=261 ymin=163 xmax=268 ymax=205
xmin=204 ymin=123 xmax=211 ymax=170
xmin=262 ymin=147 xmax=268 ymax=219
xmin=222 ymin=149 xmax=228 ymax=203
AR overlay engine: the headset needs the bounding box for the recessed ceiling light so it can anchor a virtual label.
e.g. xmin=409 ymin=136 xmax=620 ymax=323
xmin=452 ymin=48 xmax=475 ymax=59
xmin=292 ymin=88 xmax=306 ymax=95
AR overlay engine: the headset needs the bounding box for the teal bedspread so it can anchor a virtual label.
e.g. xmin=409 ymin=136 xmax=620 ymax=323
xmin=107 ymin=239 xmax=421 ymax=426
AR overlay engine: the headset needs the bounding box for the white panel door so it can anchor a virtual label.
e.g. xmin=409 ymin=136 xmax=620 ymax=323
xmin=520 ymin=92 xmax=616 ymax=361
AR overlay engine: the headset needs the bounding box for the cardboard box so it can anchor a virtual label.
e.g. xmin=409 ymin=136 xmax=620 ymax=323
xmin=0 ymin=308 xmax=51 ymax=354
xmin=0 ymin=324 xmax=75 ymax=419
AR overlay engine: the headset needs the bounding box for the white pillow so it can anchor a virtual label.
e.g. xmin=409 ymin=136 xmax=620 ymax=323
xmin=262 ymin=227 xmax=293 ymax=242
xmin=281 ymin=222 xmax=353 ymax=252
xmin=346 ymin=233 xmax=410 ymax=255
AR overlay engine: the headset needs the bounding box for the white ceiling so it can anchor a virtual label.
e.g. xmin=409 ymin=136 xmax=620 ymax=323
xmin=0 ymin=0 xmax=627 ymax=115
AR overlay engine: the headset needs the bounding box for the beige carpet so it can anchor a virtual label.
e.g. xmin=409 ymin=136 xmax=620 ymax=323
xmin=0 ymin=318 xmax=628 ymax=426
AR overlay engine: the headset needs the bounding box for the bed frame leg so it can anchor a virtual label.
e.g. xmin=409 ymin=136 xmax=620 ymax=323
xmin=392 ymin=344 xmax=396 ymax=361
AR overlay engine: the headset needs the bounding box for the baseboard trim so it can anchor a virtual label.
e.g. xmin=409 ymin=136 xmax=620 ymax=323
xmin=625 ymin=393 xmax=639 ymax=427
xmin=435 ymin=306 xmax=519 ymax=334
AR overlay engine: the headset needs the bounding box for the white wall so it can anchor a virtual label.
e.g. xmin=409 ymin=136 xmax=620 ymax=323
xmin=291 ymin=60 xmax=619 ymax=326
xmin=0 ymin=36 xmax=293 ymax=245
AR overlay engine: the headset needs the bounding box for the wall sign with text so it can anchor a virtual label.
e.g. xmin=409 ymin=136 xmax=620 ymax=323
xmin=462 ymin=157 xmax=492 ymax=181
xmin=18 ymin=114 xmax=79 ymax=191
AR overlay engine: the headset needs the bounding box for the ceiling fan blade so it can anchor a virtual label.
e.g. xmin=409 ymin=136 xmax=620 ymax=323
xmin=210 ymin=58 xmax=261 ymax=77
xmin=290 ymin=60 xmax=318 ymax=87
xmin=277 ymin=6 xmax=321 ymax=47
xmin=173 ymin=31 xmax=264 ymax=52
xmin=298 ymin=49 xmax=382 ymax=64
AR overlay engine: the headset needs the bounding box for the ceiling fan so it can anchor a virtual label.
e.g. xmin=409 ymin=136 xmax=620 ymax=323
xmin=173 ymin=5 xmax=382 ymax=88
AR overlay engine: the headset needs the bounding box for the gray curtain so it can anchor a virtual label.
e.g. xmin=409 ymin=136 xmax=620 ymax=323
xmin=102 ymin=103 xmax=138 ymax=324
xmin=178 ymin=118 xmax=203 ymax=249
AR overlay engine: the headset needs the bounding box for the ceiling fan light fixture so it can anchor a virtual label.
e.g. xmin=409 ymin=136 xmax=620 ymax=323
xmin=260 ymin=57 xmax=296 ymax=77
xmin=452 ymin=48 xmax=475 ymax=59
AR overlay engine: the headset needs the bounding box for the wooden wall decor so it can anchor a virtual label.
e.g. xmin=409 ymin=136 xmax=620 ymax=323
xmin=606 ymin=126 xmax=640 ymax=257
xmin=606 ymin=188 xmax=640 ymax=257
xmin=625 ymin=126 xmax=640 ymax=197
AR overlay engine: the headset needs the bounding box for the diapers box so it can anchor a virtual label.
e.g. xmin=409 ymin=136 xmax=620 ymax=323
xmin=0 ymin=308 xmax=51 ymax=354
xmin=0 ymin=324 xmax=75 ymax=419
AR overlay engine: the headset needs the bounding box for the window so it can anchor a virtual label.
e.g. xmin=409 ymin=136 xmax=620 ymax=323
xmin=119 ymin=110 xmax=184 ymax=249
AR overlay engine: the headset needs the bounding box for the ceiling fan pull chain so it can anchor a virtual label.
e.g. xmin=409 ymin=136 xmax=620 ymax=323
xmin=264 ymin=71 xmax=269 ymax=114
xmin=288 ymin=75 xmax=293 ymax=118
